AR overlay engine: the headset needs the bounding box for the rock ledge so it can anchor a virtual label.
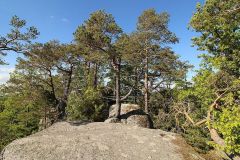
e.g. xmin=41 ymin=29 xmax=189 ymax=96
xmin=1 ymin=122 xmax=205 ymax=160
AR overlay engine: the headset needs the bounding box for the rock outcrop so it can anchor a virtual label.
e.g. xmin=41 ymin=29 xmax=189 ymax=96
xmin=1 ymin=122 xmax=206 ymax=160
xmin=106 ymin=104 xmax=153 ymax=128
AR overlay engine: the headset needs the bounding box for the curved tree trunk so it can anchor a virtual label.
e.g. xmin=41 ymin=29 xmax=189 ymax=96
xmin=209 ymin=128 xmax=240 ymax=160
xmin=181 ymin=91 xmax=240 ymax=160
xmin=209 ymin=129 xmax=225 ymax=146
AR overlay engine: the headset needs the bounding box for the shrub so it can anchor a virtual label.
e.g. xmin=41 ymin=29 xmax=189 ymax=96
xmin=67 ymin=87 xmax=108 ymax=121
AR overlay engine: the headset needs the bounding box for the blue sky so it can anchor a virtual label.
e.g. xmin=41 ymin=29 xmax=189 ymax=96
xmin=0 ymin=0 xmax=204 ymax=83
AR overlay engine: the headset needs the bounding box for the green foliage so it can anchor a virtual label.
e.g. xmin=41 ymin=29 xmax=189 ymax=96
xmin=0 ymin=16 xmax=39 ymax=65
xmin=214 ymin=106 xmax=240 ymax=154
xmin=174 ymin=70 xmax=240 ymax=154
xmin=183 ymin=0 xmax=240 ymax=156
xmin=0 ymin=89 xmax=42 ymax=151
xmin=182 ymin=126 xmax=212 ymax=153
xmin=136 ymin=9 xmax=178 ymax=45
xmin=153 ymin=109 xmax=176 ymax=132
xmin=67 ymin=87 xmax=108 ymax=121
xmin=0 ymin=15 xmax=42 ymax=151
xmin=74 ymin=10 xmax=122 ymax=55
xmin=0 ymin=71 xmax=58 ymax=151
xmin=190 ymin=0 xmax=240 ymax=77
xmin=74 ymin=10 xmax=123 ymax=117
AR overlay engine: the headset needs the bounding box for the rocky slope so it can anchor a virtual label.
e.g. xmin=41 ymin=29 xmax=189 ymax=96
xmin=1 ymin=122 xmax=206 ymax=160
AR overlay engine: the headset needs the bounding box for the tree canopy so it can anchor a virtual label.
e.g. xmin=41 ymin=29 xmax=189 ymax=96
xmin=0 ymin=16 xmax=39 ymax=65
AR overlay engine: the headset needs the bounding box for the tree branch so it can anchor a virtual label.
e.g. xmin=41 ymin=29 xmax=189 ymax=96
xmin=121 ymin=87 xmax=133 ymax=101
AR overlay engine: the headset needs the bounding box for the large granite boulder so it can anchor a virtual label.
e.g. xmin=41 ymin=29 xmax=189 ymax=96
xmin=109 ymin=104 xmax=141 ymax=118
xmin=105 ymin=104 xmax=153 ymax=128
xmin=126 ymin=115 xmax=152 ymax=128
xmin=1 ymin=122 xmax=206 ymax=160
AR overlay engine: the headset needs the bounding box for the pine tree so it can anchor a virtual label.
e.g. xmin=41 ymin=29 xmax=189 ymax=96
xmin=74 ymin=10 xmax=123 ymax=118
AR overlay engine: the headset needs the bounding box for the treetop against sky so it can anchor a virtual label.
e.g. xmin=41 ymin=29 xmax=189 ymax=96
xmin=0 ymin=0 xmax=204 ymax=84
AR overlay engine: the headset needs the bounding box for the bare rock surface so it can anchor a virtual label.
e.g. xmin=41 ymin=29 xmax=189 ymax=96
xmin=109 ymin=104 xmax=141 ymax=118
xmin=1 ymin=122 xmax=205 ymax=160
xmin=107 ymin=104 xmax=153 ymax=128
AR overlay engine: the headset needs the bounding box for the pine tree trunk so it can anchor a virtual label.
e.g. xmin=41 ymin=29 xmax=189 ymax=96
xmin=134 ymin=68 xmax=138 ymax=104
xmin=115 ymin=66 xmax=121 ymax=118
xmin=57 ymin=66 xmax=73 ymax=120
xmin=111 ymin=57 xmax=121 ymax=118
xmin=144 ymin=56 xmax=149 ymax=113
xmin=93 ymin=63 xmax=98 ymax=88
xmin=57 ymin=100 xmax=67 ymax=120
